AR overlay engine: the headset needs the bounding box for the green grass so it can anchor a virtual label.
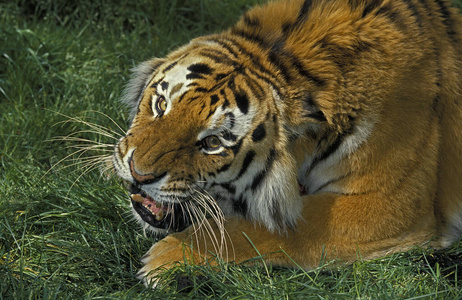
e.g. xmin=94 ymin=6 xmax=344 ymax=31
xmin=1 ymin=0 xmax=462 ymax=298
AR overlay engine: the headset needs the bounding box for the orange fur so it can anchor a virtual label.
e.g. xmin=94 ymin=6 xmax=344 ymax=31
xmin=113 ymin=0 xmax=462 ymax=286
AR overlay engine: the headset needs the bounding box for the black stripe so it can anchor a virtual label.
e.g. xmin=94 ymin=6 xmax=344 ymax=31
xmin=308 ymin=134 xmax=345 ymax=173
xmin=186 ymin=73 xmax=205 ymax=80
xmin=311 ymin=174 xmax=349 ymax=194
xmin=268 ymin=41 xmax=293 ymax=82
xmin=228 ymin=75 xmax=236 ymax=90
xmin=205 ymin=106 xmax=217 ymax=119
xmin=187 ymin=63 xmax=214 ymax=75
xmin=195 ymin=87 xmax=208 ymax=93
xmin=435 ymin=0 xmax=451 ymax=20
xmin=215 ymin=73 xmax=228 ymax=81
xmin=177 ymin=92 xmax=188 ymax=104
xmin=211 ymin=38 xmax=240 ymax=60
xmin=210 ymin=94 xmax=219 ymax=106
xmin=233 ymin=195 xmax=248 ymax=215
xmin=375 ymin=3 xmax=409 ymax=32
xmin=212 ymin=37 xmax=283 ymax=93
xmin=225 ymin=112 xmax=235 ymax=128
xmin=208 ymin=78 xmax=229 ymax=94
xmin=231 ymin=28 xmax=267 ymax=46
xmin=281 ymin=0 xmax=313 ymax=33
xmin=238 ymin=2 xmax=324 ymax=86
xmin=199 ymin=50 xmax=238 ymax=66
xmin=244 ymin=67 xmax=283 ymax=101
xmin=317 ymin=136 xmax=344 ymax=163
xmin=220 ymin=183 xmax=236 ymax=194
xmin=231 ymin=28 xmax=293 ymax=81
xmin=186 ymin=96 xmax=199 ymax=104
xmin=238 ymin=150 xmax=256 ymax=178
xmin=251 ymin=149 xmax=277 ymax=191
xmin=198 ymin=101 xmax=207 ymax=115
xmin=251 ymin=171 xmax=265 ymax=191
xmin=162 ymin=61 xmax=177 ymax=73
xmin=269 ymin=38 xmax=326 ymax=86
xmin=217 ymin=163 xmax=231 ymax=173
xmin=245 ymin=76 xmax=265 ymax=100
xmin=361 ymin=0 xmax=384 ymax=18
xmin=360 ymin=0 xmax=429 ymax=35
xmin=215 ymin=37 xmax=278 ymax=83
xmin=243 ymin=13 xmax=260 ymax=27
xmin=114 ymin=146 xmax=124 ymax=172
xmin=234 ymin=90 xmax=250 ymax=114
xmin=303 ymin=94 xmax=327 ymax=122
xmin=292 ymin=58 xmax=326 ymax=86
xmin=150 ymin=76 xmax=165 ymax=89
xmin=230 ymin=139 xmax=243 ymax=155
xmin=223 ymin=130 xmax=237 ymax=142
xmin=203 ymin=38 xmax=283 ymax=106
xmin=251 ymin=123 xmax=266 ymax=142
xmin=306 ymin=110 xmax=327 ymax=122
xmin=160 ymin=81 xmax=169 ymax=91
xmin=402 ymin=0 xmax=423 ymax=29
xmin=222 ymin=98 xmax=230 ymax=110
xmin=434 ymin=0 xmax=457 ymax=38
xmin=295 ymin=0 xmax=313 ymax=28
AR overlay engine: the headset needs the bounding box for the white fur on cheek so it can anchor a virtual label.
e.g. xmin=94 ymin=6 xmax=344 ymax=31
xmin=113 ymin=147 xmax=135 ymax=183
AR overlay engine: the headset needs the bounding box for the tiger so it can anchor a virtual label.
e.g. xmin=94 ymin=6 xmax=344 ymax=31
xmin=112 ymin=0 xmax=462 ymax=286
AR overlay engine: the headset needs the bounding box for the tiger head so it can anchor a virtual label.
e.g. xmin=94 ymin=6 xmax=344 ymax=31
xmin=113 ymin=34 xmax=329 ymax=235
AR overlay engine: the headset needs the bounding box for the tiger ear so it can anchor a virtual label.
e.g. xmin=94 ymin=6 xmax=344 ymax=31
xmin=121 ymin=58 xmax=165 ymax=121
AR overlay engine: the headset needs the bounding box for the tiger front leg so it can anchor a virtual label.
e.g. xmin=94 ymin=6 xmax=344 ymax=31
xmin=136 ymin=217 xmax=296 ymax=287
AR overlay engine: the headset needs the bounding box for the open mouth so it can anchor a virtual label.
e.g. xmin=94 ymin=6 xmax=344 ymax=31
xmin=129 ymin=185 xmax=190 ymax=232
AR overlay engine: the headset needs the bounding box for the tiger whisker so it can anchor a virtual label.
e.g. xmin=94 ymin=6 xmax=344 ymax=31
xmin=49 ymin=135 xmax=117 ymax=146
xmin=55 ymin=155 xmax=112 ymax=171
xmin=51 ymin=128 xmax=120 ymax=141
xmin=57 ymin=146 xmax=109 ymax=166
xmin=58 ymin=143 xmax=114 ymax=153
xmin=186 ymin=203 xmax=210 ymax=251
xmin=50 ymin=109 xmax=125 ymax=139
xmin=80 ymin=109 xmax=127 ymax=136
xmin=44 ymin=111 xmax=122 ymax=190
xmin=189 ymin=204 xmax=211 ymax=256
xmin=65 ymin=156 xmax=109 ymax=198
xmin=192 ymin=204 xmax=227 ymax=261
xmin=41 ymin=146 xmax=97 ymax=179
xmin=182 ymin=201 xmax=204 ymax=257
xmin=187 ymin=186 xmax=229 ymax=260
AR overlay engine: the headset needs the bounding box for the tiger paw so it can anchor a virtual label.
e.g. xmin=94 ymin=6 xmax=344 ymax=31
xmin=136 ymin=235 xmax=200 ymax=288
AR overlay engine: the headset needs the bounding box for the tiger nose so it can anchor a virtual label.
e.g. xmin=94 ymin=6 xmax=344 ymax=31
xmin=129 ymin=159 xmax=166 ymax=185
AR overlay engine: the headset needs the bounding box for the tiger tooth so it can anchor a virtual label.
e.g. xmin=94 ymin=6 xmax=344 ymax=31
xmin=155 ymin=210 xmax=164 ymax=221
xmin=131 ymin=194 xmax=144 ymax=204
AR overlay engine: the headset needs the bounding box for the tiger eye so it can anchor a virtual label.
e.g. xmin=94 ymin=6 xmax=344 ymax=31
xmin=155 ymin=96 xmax=167 ymax=114
xmin=204 ymin=135 xmax=221 ymax=150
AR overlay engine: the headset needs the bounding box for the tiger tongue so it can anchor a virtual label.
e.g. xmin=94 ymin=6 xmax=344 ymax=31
xmin=130 ymin=194 xmax=162 ymax=215
xmin=143 ymin=197 xmax=162 ymax=215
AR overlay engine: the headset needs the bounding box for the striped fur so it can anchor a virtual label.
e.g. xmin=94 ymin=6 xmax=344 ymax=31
xmin=112 ymin=0 xmax=462 ymax=286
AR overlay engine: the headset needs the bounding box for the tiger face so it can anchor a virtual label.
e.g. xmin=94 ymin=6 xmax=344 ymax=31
xmin=113 ymin=41 xmax=305 ymax=234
